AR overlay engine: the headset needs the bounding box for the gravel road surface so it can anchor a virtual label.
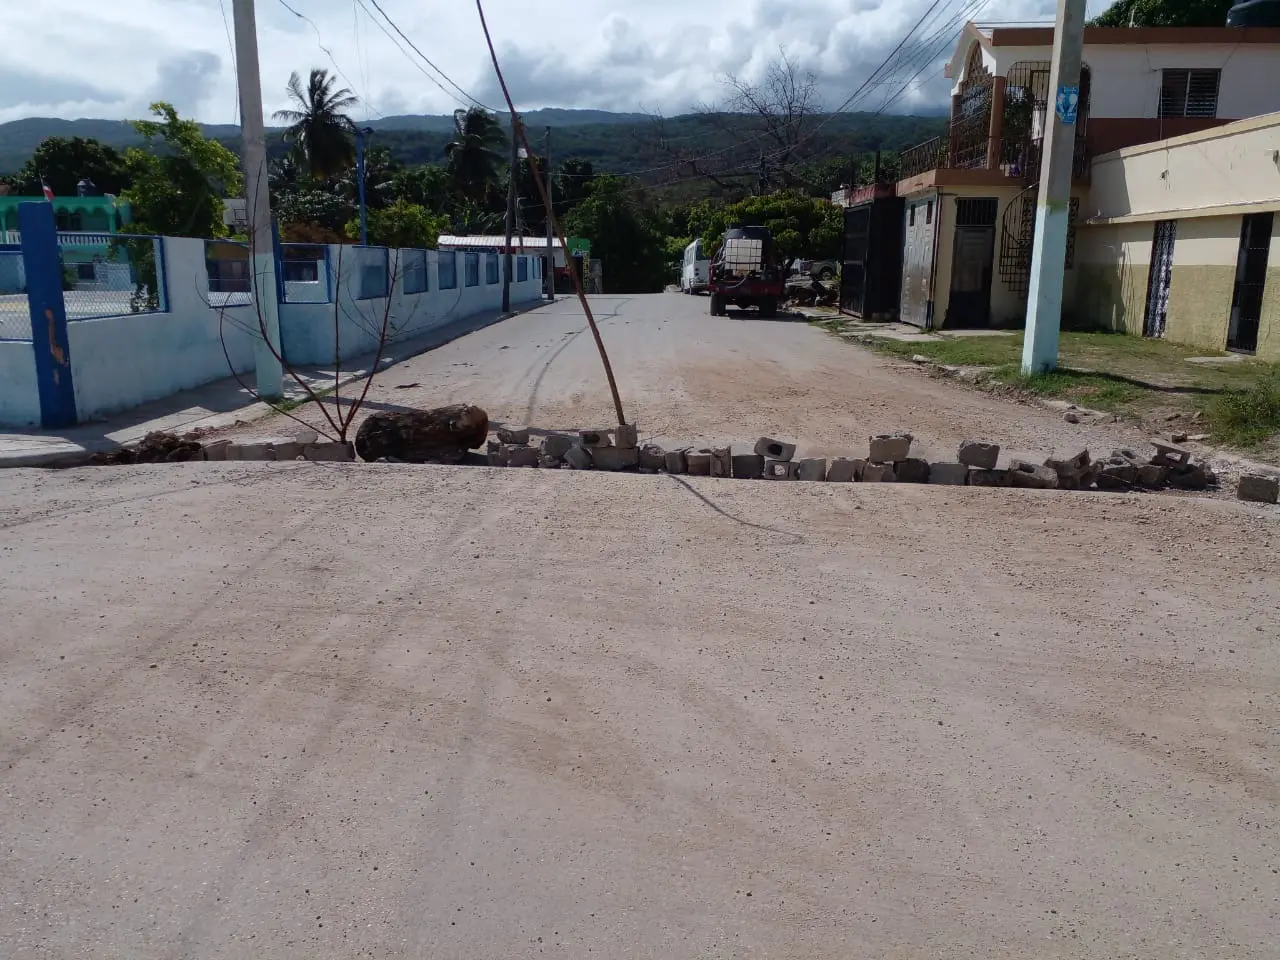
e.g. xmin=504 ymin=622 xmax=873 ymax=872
xmin=3 ymin=296 xmax=1278 ymax=958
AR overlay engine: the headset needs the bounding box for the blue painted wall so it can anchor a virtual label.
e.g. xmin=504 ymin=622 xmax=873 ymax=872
xmin=0 ymin=341 xmax=40 ymax=426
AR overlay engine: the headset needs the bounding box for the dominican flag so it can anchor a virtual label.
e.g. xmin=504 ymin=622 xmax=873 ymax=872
xmin=41 ymin=180 xmax=54 ymax=202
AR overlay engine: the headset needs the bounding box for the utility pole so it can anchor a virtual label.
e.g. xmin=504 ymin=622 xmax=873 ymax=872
xmin=1021 ymin=0 xmax=1087 ymax=374
xmin=502 ymin=115 xmax=519 ymax=314
xmin=231 ymin=0 xmax=282 ymax=398
xmin=355 ymin=127 xmax=373 ymax=246
xmin=544 ymin=125 xmax=554 ymax=301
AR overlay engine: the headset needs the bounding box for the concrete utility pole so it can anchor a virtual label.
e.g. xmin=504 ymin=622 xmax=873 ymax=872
xmin=231 ymin=0 xmax=283 ymax=398
xmin=502 ymin=115 xmax=519 ymax=314
xmin=544 ymin=126 xmax=554 ymax=301
xmin=355 ymin=127 xmax=373 ymax=246
xmin=1021 ymin=0 xmax=1087 ymax=375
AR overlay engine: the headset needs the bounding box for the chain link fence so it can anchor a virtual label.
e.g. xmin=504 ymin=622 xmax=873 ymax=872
xmin=60 ymin=233 xmax=167 ymax=320
xmin=0 ymin=248 xmax=30 ymax=340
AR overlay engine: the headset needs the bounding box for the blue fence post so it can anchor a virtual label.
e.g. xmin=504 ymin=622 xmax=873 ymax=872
xmin=271 ymin=219 xmax=285 ymax=304
xmin=19 ymin=202 xmax=77 ymax=428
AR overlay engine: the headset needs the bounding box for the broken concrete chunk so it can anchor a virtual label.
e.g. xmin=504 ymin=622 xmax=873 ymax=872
xmin=1095 ymin=462 xmax=1138 ymax=490
xmin=506 ymin=445 xmax=540 ymax=468
xmin=1008 ymin=460 xmax=1059 ymax=489
xmin=1111 ymin=448 xmax=1142 ymax=466
xmin=639 ymin=443 xmax=667 ymax=471
xmin=541 ymin=434 xmax=575 ymax=461
xmin=1150 ymin=441 xmax=1191 ymax=467
xmin=686 ymin=450 xmax=713 ymax=476
xmin=538 ymin=455 xmax=562 ymax=469
xmin=486 ymin=441 xmax=510 ymax=467
xmin=826 ymin=458 xmax=863 ymax=482
xmin=731 ymin=453 xmax=765 ymax=479
xmin=496 ymin=426 xmax=530 ymax=445
xmin=709 ymin=447 xmax=733 ymax=478
xmin=957 ymin=440 xmax=1000 ymax=469
xmin=1237 ymin=473 xmax=1280 ymax=504
xmin=303 ymin=442 xmax=355 ymax=462
xmin=860 ymin=462 xmax=896 ymax=482
xmin=664 ymin=449 xmax=688 ymax=475
xmin=563 ymin=445 xmax=593 ymax=470
xmin=579 ymin=429 xmax=613 ymax=448
xmin=1166 ymin=462 xmax=1214 ymax=491
xmin=894 ymin=458 xmax=931 ymax=484
xmin=868 ymin=433 xmax=912 ymax=463
xmin=796 ymin=458 xmax=828 ymax=482
xmin=590 ymin=446 xmax=639 ymax=471
xmin=1044 ymin=448 xmax=1091 ymax=480
xmin=613 ymin=423 xmax=639 ymax=449
xmin=928 ymin=462 xmax=968 ymax=485
xmin=201 ymin=439 xmax=232 ymax=462
xmin=763 ymin=459 xmax=798 ymax=480
xmin=967 ymin=468 xmax=1009 ymax=487
xmin=754 ymin=437 xmax=796 ymax=461
xmin=1136 ymin=463 xmax=1169 ymax=488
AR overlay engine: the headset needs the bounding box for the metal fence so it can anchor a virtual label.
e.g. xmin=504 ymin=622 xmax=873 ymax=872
xmin=280 ymin=243 xmax=331 ymax=303
xmin=60 ymin=233 xmax=168 ymax=320
xmin=0 ymin=248 xmax=30 ymax=340
xmin=205 ymin=239 xmax=252 ymax=308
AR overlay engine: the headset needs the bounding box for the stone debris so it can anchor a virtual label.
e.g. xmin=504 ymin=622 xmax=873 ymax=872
xmin=826 ymin=458 xmax=862 ymax=483
xmin=1238 ymin=474 xmax=1280 ymax=504
xmin=505 ymin=445 xmax=540 ymax=468
xmin=563 ymin=445 xmax=593 ymax=470
xmin=89 ymin=430 xmax=203 ymax=465
xmin=928 ymin=462 xmax=968 ymax=485
xmin=579 ymin=429 xmax=613 ymax=448
xmin=1008 ymin=460 xmax=1059 ymax=490
xmin=894 ymin=458 xmax=931 ymax=484
xmin=958 ymin=440 xmax=1000 ymax=470
xmin=754 ymin=437 xmax=796 ymax=461
xmin=664 ymin=449 xmax=689 ymax=475
xmin=686 ymin=450 xmax=713 ymax=476
xmin=731 ymin=454 xmax=765 ymax=479
xmin=861 ymin=462 xmax=896 ymax=482
xmin=968 ymin=468 xmax=1009 ymax=487
xmin=1095 ymin=460 xmax=1137 ymax=490
xmin=590 ymin=446 xmax=640 ymax=471
xmin=1151 ymin=441 xmax=1191 ymax=467
xmin=796 ymin=458 xmax=828 ymax=482
xmin=541 ymin=434 xmax=575 ymax=462
xmin=1136 ymin=464 xmax=1169 ymax=489
xmin=496 ymin=426 xmax=530 ymax=445
xmin=613 ymin=423 xmax=639 ymax=449
xmin=764 ymin=459 xmax=798 ymax=480
xmin=639 ymin=444 xmax=667 ymax=471
xmin=868 ymin=433 xmax=912 ymax=464
xmin=709 ymin=447 xmax=733 ymax=478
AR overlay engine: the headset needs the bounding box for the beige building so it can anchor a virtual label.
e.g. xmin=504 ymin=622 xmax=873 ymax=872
xmin=1075 ymin=112 xmax=1280 ymax=358
xmin=890 ymin=22 xmax=1280 ymax=331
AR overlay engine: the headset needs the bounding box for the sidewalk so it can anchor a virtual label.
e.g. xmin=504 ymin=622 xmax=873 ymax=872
xmin=0 ymin=304 xmax=537 ymax=467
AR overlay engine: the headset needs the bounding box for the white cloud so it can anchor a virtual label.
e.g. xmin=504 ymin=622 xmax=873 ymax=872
xmin=3 ymin=0 xmax=1120 ymax=125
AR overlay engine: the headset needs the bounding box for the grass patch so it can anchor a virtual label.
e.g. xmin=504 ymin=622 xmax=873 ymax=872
xmin=273 ymin=385 xmax=336 ymax=414
xmin=1202 ymin=371 xmax=1280 ymax=447
xmin=997 ymin=365 xmax=1144 ymax=412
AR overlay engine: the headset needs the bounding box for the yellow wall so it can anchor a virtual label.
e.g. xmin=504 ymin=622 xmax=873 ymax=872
xmin=1074 ymin=222 xmax=1151 ymax=335
xmin=1256 ymin=216 xmax=1280 ymax=361
xmin=1160 ymin=217 xmax=1240 ymax=352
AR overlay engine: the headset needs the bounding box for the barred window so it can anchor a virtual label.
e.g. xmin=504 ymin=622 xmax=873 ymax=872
xmin=1158 ymin=69 xmax=1220 ymax=119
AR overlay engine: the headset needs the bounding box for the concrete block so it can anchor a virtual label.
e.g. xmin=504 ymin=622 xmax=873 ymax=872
xmin=826 ymin=457 xmax=862 ymax=482
xmin=664 ymin=449 xmax=688 ymax=474
xmin=579 ymin=429 xmax=613 ymax=448
xmin=591 ymin=446 xmax=639 ymax=471
xmin=957 ymin=440 xmax=1000 ymax=469
xmin=1095 ymin=462 xmax=1137 ymax=491
xmin=861 ymin=462 xmax=896 ymax=482
xmin=1151 ymin=441 xmax=1191 ymax=467
xmin=686 ymin=450 xmax=712 ymax=476
xmin=763 ymin=459 xmax=798 ymax=480
xmin=639 ymin=443 xmax=667 ymax=471
xmin=1167 ymin=462 xmax=1214 ymax=491
xmin=538 ymin=455 xmax=563 ymax=469
xmin=202 ymin=439 xmax=231 ymax=462
xmin=228 ymin=442 xmax=271 ymax=461
xmin=895 ymin=458 xmax=931 ymax=484
xmin=506 ymin=445 xmax=540 ymax=468
xmin=1136 ymin=463 xmax=1169 ymax=488
xmin=291 ymin=427 xmax=320 ymax=445
xmin=269 ymin=441 xmax=305 ymax=461
xmin=1111 ymin=448 xmax=1142 ymax=466
xmin=868 ymin=433 xmax=912 ymax=463
xmin=496 ymin=426 xmax=531 ymax=445
xmin=486 ymin=440 xmax=507 ymax=466
xmin=731 ymin=453 xmax=765 ymax=479
xmin=1238 ymin=473 xmax=1280 ymax=504
xmin=563 ymin=445 xmax=593 ymax=470
xmin=1045 ymin=448 xmax=1091 ymax=480
xmin=709 ymin=447 xmax=733 ymax=478
xmin=928 ymin=462 xmax=968 ymax=485
xmin=754 ymin=437 xmax=796 ymax=461
xmin=303 ymin=442 xmax=355 ymax=462
xmin=796 ymin=458 xmax=828 ymax=482
xmin=613 ymin=423 xmax=639 ymax=449
xmin=541 ymin=434 xmax=574 ymax=461
xmin=968 ymin=468 xmax=1009 ymax=487
xmin=1008 ymin=460 xmax=1059 ymax=489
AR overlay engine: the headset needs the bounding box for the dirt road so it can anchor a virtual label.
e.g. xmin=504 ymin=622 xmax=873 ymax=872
xmin=220 ymin=293 xmax=1162 ymax=471
xmin=3 ymin=297 xmax=1278 ymax=958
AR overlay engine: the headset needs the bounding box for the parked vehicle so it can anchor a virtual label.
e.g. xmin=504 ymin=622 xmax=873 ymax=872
xmin=707 ymin=225 xmax=785 ymax=318
xmin=795 ymin=258 xmax=839 ymax=281
xmin=680 ymin=239 xmax=710 ymax=294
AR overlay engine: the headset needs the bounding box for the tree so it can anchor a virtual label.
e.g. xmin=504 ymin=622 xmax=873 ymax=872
xmin=121 ymin=101 xmax=242 ymax=238
xmin=273 ymin=68 xmax=359 ymax=182
xmin=554 ymin=159 xmax=597 ymax=216
xmin=346 ymin=199 xmax=449 ymax=249
xmin=445 ymin=108 xmax=507 ymax=207
xmin=700 ymin=191 xmax=842 ymax=272
xmin=390 ymin=164 xmax=452 ymax=213
xmin=9 ymin=137 xmax=130 ymax=197
xmin=563 ymin=176 xmax=668 ymax=293
xmin=1091 ymin=0 xmax=1234 ymax=26
xmin=275 ymin=188 xmax=352 ymax=235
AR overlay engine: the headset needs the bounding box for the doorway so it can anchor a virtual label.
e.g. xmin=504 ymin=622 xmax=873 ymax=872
xmin=1228 ymin=212 xmax=1273 ymax=353
xmin=1143 ymin=220 xmax=1177 ymax=338
xmin=947 ymin=197 xmax=998 ymax=327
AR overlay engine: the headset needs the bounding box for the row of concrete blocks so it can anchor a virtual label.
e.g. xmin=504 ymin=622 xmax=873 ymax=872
xmin=201 ymin=439 xmax=355 ymax=462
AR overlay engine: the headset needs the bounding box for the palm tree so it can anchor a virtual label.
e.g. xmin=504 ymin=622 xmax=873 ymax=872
xmin=445 ymin=108 xmax=506 ymax=207
xmin=273 ymin=68 xmax=358 ymax=182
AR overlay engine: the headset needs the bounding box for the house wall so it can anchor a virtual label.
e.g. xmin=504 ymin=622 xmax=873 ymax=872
xmin=1074 ymin=221 xmax=1153 ymax=336
xmin=1164 ymin=216 xmax=1243 ymax=351
xmin=0 ymin=340 xmax=40 ymax=427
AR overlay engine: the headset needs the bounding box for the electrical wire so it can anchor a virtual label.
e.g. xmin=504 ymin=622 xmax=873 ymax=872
xmin=361 ymin=0 xmax=496 ymax=111
xmin=274 ymin=0 xmax=383 ymax=118
xmin=218 ymin=0 xmax=240 ymax=124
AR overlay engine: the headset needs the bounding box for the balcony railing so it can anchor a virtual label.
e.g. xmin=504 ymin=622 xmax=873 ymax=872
xmin=898 ymin=132 xmax=1091 ymax=184
xmin=899 ymin=137 xmax=949 ymax=180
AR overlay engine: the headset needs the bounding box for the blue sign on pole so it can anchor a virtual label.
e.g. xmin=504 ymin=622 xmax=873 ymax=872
xmin=1055 ymin=85 xmax=1080 ymax=125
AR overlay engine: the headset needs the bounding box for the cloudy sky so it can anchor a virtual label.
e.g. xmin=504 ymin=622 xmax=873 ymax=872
xmin=4 ymin=0 xmax=1117 ymax=125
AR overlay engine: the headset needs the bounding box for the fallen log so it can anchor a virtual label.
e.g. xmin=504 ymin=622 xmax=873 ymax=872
xmin=354 ymin=405 xmax=489 ymax=463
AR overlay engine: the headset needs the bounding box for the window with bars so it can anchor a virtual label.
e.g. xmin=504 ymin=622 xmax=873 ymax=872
xmin=1158 ymin=69 xmax=1220 ymax=119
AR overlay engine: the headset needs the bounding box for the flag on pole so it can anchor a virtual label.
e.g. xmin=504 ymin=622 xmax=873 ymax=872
xmin=41 ymin=180 xmax=54 ymax=202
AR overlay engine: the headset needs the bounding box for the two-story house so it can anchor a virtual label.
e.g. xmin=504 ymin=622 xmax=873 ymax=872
xmin=878 ymin=22 xmax=1280 ymax=331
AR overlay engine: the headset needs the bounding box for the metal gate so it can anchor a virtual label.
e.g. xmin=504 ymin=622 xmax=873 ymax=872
xmin=899 ymin=195 xmax=938 ymax=328
xmin=840 ymin=205 xmax=871 ymax=315
xmin=1228 ymin=212 xmax=1273 ymax=353
xmin=1143 ymin=220 xmax=1177 ymax=338
xmin=947 ymin=197 xmax=998 ymax=328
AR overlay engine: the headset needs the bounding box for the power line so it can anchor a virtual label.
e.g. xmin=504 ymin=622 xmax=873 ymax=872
xmin=273 ymin=0 xmax=383 ymax=118
xmin=218 ymin=0 xmax=240 ymax=123
xmin=362 ymin=0 xmax=495 ymax=111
